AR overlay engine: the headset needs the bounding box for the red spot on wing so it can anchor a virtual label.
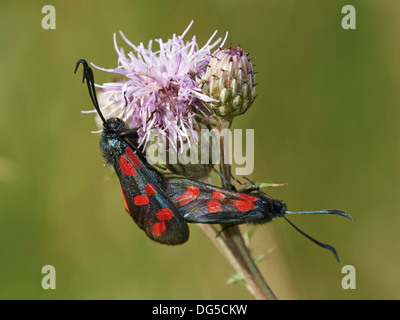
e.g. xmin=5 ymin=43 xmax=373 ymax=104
xmin=233 ymin=200 xmax=255 ymax=212
xmin=152 ymin=222 xmax=166 ymax=237
xmin=157 ymin=208 xmax=174 ymax=221
xmin=126 ymin=147 xmax=142 ymax=167
xmin=212 ymin=191 xmax=225 ymax=200
xmin=187 ymin=186 xmax=200 ymax=197
xmin=175 ymin=194 xmax=187 ymax=205
xmin=177 ymin=186 xmax=201 ymax=205
xmin=145 ymin=183 xmax=156 ymax=196
xmin=207 ymin=200 xmax=221 ymax=213
xmin=238 ymin=193 xmax=258 ymax=202
xmin=152 ymin=209 xmax=174 ymax=238
xmin=134 ymin=195 xmax=149 ymax=206
xmin=119 ymin=155 xmax=136 ymax=176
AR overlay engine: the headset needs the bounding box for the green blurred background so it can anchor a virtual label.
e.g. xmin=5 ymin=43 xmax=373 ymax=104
xmin=0 ymin=0 xmax=398 ymax=299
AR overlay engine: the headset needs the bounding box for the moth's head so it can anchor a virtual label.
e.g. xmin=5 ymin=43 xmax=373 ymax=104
xmin=257 ymin=191 xmax=287 ymax=217
xmin=104 ymin=117 xmax=126 ymax=134
xmin=272 ymin=199 xmax=287 ymax=216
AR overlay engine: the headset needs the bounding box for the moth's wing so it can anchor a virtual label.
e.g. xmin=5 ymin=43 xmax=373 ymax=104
xmin=116 ymin=145 xmax=189 ymax=245
xmin=165 ymin=177 xmax=260 ymax=224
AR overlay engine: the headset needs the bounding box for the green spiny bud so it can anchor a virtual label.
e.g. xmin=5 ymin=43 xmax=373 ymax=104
xmin=200 ymin=44 xmax=257 ymax=120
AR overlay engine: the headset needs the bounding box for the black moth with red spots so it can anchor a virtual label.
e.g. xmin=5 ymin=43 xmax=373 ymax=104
xmin=75 ymin=59 xmax=189 ymax=245
xmin=165 ymin=177 xmax=353 ymax=261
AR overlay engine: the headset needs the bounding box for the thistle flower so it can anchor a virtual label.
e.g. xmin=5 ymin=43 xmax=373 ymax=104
xmin=200 ymin=44 xmax=257 ymax=120
xmin=86 ymin=21 xmax=227 ymax=151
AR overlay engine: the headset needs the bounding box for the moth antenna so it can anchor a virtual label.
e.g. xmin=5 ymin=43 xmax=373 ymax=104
xmin=285 ymin=209 xmax=354 ymax=221
xmin=75 ymin=59 xmax=106 ymax=124
xmin=282 ymin=216 xmax=340 ymax=262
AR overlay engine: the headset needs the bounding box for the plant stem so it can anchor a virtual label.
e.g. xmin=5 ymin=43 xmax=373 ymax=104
xmin=198 ymin=119 xmax=277 ymax=300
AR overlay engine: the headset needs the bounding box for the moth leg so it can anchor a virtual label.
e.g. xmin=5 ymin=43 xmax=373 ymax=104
xmin=211 ymin=166 xmax=237 ymax=191
xmin=149 ymin=162 xmax=168 ymax=171
xmin=215 ymin=224 xmax=236 ymax=238
xmin=238 ymin=186 xmax=260 ymax=193
xmin=228 ymin=166 xmax=256 ymax=189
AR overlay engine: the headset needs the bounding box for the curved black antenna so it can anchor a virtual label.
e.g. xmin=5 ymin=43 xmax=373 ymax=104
xmin=286 ymin=209 xmax=354 ymax=221
xmin=74 ymin=59 xmax=106 ymax=124
xmin=282 ymin=216 xmax=340 ymax=262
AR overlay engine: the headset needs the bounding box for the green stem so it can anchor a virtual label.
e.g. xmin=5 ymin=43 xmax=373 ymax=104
xmin=198 ymin=119 xmax=277 ymax=300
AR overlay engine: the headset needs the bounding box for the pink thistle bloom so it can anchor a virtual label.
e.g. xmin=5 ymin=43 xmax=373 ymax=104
xmin=85 ymin=21 xmax=227 ymax=150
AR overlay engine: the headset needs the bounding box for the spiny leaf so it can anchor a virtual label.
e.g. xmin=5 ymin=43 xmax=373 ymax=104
xmin=243 ymin=229 xmax=256 ymax=247
xmin=254 ymin=254 xmax=265 ymax=264
xmin=227 ymin=272 xmax=246 ymax=285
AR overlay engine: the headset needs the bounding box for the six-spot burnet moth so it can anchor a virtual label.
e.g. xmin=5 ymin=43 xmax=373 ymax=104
xmin=75 ymin=58 xmax=352 ymax=261
xmin=164 ymin=171 xmax=353 ymax=261
xmin=75 ymin=59 xmax=190 ymax=245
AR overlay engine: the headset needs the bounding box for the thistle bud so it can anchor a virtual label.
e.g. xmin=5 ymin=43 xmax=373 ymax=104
xmin=200 ymin=44 xmax=257 ymax=120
